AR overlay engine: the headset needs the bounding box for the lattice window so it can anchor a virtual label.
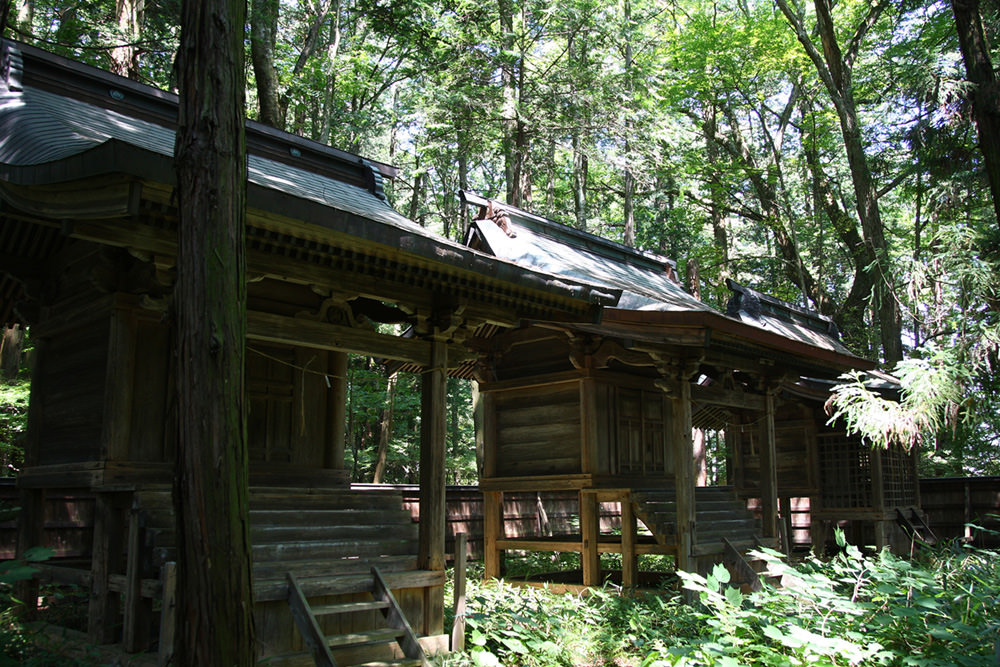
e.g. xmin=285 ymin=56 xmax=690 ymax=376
xmin=615 ymin=388 xmax=666 ymax=475
xmin=818 ymin=433 xmax=872 ymax=508
xmin=882 ymin=444 xmax=917 ymax=508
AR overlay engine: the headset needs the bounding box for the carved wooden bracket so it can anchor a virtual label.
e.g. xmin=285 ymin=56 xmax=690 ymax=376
xmin=649 ymin=351 xmax=704 ymax=397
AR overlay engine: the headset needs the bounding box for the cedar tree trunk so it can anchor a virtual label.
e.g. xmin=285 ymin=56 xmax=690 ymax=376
xmin=173 ymin=0 xmax=255 ymax=663
xmin=951 ymin=0 xmax=1000 ymax=228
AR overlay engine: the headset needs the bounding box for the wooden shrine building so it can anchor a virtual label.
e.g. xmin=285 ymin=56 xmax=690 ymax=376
xmin=0 ymin=41 xmax=618 ymax=664
xmin=461 ymin=192 xmax=923 ymax=586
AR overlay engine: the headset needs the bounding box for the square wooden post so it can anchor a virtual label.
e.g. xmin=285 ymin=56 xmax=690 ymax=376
xmin=621 ymin=493 xmax=637 ymax=589
xmin=670 ymin=379 xmax=695 ymax=574
xmin=483 ymin=491 xmax=504 ymax=579
xmin=580 ymin=490 xmax=601 ymax=586
xmin=89 ymin=491 xmax=126 ymax=643
xmin=419 ymin=339 xmax=447 ymax=635
xmin=325 ymin=350 xmax=348 ymax=471
xmin=759 ymin=391 xmax=779 ymax=538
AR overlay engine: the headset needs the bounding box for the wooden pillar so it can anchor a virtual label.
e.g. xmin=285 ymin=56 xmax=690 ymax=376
xmin=102 ymin=302 xmax=137 ymax=461
xmin=483 ymin=491 xmax=504 ymax=580
xmin=326 ymin=350 xmax=348 ymax=470
xmin=759 ymin=391 xmax=779 ymax=538
xmin=871 ymin=446 xmax=887 ymax=551
xmin=124 ymin=501 xmax=152 ymax=651
xmin=621 ymin=493 xmax=637 ymax=590
xmin=779 ymin=496 xmax=793 ymax=555
xmin=580 ymin=376 xmax=599 ymax=474
xmin=670 ymin=378 xmax=695 ymax=573
xmin=580 ymin=490 xmax=600 ymax=586
xmin=451 ymin=533 xmax=468 ymax=652
xmin=419 ymin=339 xmax=447 ymax=636
xmin=89 ymin=492 xmax=126 ymax=642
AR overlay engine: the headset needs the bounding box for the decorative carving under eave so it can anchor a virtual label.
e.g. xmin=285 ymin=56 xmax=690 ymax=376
xmin=649 ymin=351 xmax=704 ymax=396
xmin=297 ymin=289 xmax=371 ymax=330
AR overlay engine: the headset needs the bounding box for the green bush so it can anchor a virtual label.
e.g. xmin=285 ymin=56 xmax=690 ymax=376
xmin=0 ymin=378 xmax=30 ymax=477
xmin=442 ymin=533 xmax=1000 ymax=666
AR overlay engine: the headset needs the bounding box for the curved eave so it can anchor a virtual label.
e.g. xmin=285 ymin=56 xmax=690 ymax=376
xmin=0 ymin=142 xmax=619 ymax=321
xmin=603 ymin=308 xmax=875 ymax=374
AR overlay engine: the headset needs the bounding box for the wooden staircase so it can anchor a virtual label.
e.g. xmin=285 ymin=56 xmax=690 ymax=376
xmin=287 ymin=567 xmax=428 ymax=667
xmin=130 ymin=486 xmax=442 ymax=664
xmin=631 ymin=486 xmax=772 ymax=556
xmin=896 ymin=506 xmax=938 ymax=546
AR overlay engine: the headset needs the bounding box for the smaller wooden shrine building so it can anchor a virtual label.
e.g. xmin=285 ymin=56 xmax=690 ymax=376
xmin=0 ymin=41 xmax=617 ymax=664
xmin=461 ymin=192 xmax=923 ymax=586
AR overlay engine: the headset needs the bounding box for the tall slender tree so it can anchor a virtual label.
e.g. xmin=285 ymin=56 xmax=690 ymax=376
xmin=776 ymin=0 xmax=903 ymax=363
xmin=173 ymin=0 xmax=255 ymax=662
xmin=950 ymin=0 xmax=1000 ymax=227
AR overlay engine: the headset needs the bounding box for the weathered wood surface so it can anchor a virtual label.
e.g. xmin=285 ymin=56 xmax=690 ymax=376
xmin=920 ymin=477 xmax=1000 ymax=548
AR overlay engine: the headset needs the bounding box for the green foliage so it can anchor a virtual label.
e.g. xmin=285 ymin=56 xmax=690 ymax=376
xmin=441 ymin=536 xmax=1000 ymax=666
xmin=0 ymin=544 xmax=55 ymax=664
xmin=0 ymin=378 xmax=29 ymax=477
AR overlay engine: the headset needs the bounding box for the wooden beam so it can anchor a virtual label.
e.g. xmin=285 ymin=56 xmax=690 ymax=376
xmin=101 ymin=305 xmax=136 ymax=461
xmin=759 ymin=391 xmax=779 ymax=538
xmin=621 ymin=496 xmax=637 ymax=589
xmin=690 ymin=383 xmax=765 ymax=410
xmin=326 ymin=351 xmax=348 ymax=469
xmin=451 ymin=533 xmax=468 ymax=652
xmin=671 ymin=379 xmax=695 ymax=574
xmin=418 ymin=339 xmax=447 ymax=573
xmin=580 ymin=491 xmax=601 ymax=586
xmin=483 ymin=491 xmax=504 ymax=580
xmin=247 ymin=310 xmax=474 ymax=366
xmin=580 ymin=377 xmax=599 ymax=474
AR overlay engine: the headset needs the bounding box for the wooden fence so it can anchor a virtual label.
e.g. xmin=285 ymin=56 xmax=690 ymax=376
xmin=919 ymin=477 xmax=1000 ymax=548
xmin=3 ymin=478 xmax=997 ymax=563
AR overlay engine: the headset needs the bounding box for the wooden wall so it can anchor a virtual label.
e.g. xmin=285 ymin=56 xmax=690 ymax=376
xmin=491 ymin=380 xmax=582 ymax=477
xmin=920 ymin=477 xmax=1000 ymax=548
xmin=734 ymin=405 xmax=819 ymax=498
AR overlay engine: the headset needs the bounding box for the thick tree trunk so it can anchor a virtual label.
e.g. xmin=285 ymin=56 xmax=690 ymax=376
xmin=777 ymin=0 xmax=903 ymax=363
xmin=703 ymin=104 xmax=730 ymax=285
xmin=622 ymin=0 xmax=635 ymax=247
xmin=110 ymin=0 xmax=144 ymax=79
xmin=250 ymin=0 xmax=282 ymax=128
xmin=951 ymin=0 xmax=1000 ymax=228
xmin=373 ymin=373 xmax=397 ymax=483
xmin=572 ymin=134 xmax=588 ymax=231
xmin=1 ymin=325 xmax=23 ymax=379
xmin=173 ymin=0 xmax=255 ymax=663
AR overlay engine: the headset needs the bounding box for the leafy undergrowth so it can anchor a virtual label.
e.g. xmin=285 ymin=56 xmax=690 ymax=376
xmin=0 ymin=378 xmax=29 ymax=477
xmin=440 ymin=532 xmax=1000 ymax=666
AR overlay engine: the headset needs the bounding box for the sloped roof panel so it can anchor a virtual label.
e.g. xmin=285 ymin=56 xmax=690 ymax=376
xmin=473 ymin=206 xmax=716 ymax=314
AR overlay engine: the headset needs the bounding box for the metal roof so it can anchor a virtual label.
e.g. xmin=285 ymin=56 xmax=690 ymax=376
xmin=0 ymin=41 xmax=621 ymax=326
xmin=462 ymin=191 xmax=872 ymax=370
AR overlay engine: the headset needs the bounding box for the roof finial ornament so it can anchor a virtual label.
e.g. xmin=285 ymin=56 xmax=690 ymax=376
xmin=476 ymin=201 xmax=516 ymax=238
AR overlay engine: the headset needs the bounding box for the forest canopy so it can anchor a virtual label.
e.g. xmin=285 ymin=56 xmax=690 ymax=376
xmin=6 ymin=0 xmax=999 ymax=476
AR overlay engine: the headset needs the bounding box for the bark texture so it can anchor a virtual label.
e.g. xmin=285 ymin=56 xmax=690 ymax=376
xmin=951 ymin=0 xmax=1000 ymax=228
xmin=173 ymin=0 xmax=255 ymax=662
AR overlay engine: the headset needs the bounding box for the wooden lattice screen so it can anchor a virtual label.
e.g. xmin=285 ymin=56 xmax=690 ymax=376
xmin=882 ymin=444 xmax=918 ymax=508
xmin=818 ymin=432 xmax=872 ymax=509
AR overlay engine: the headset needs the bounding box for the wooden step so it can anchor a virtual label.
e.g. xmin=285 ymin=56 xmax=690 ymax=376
xmin=251 ymin=523 xmax=418 ymax=543
xmin=312 ymin=600 xmax=390 ymax=616
xmin=252 ymin=537 xmax=415 ymax=561
xmin=327 ymin=628 xmax=405 ymax=649
xmin=286 ymin=567 xmax=428 ymax=667
xmin=256 ymin=568 xmax=445 ymax=602
xmin=250 ymin=508 xmax=414 ymax=524
xmin=254 ymin=555 xmax=419 ymax=580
